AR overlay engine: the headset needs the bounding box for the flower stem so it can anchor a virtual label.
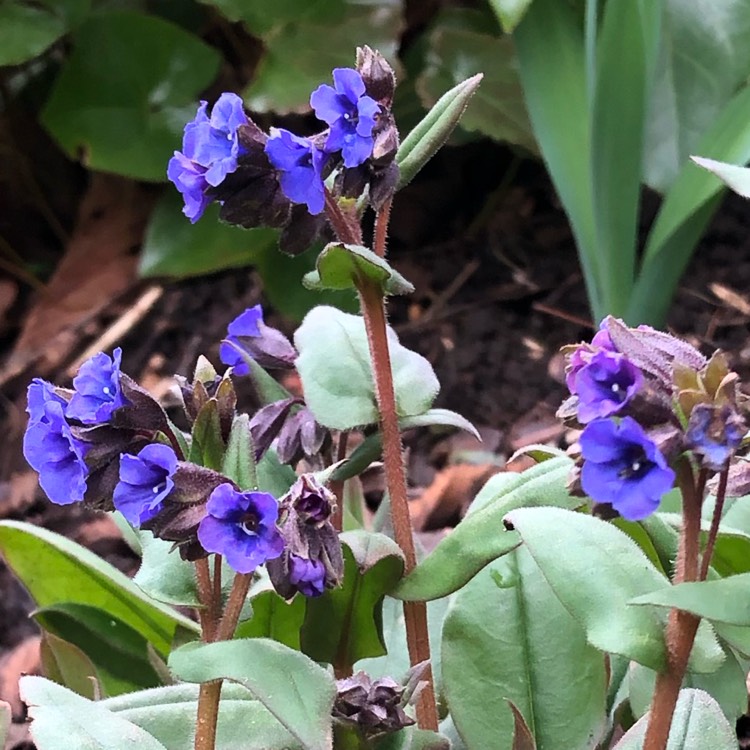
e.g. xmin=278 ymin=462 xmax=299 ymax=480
xmin=330 ymin=430 xmax=349 ymax=533
xmin=700 ymin=468 xmax=728 ymax=581
xmin=216 ymin=572 xmax=253 ymax=641
xmin=643 ymin=461 xmax=704 ymax=750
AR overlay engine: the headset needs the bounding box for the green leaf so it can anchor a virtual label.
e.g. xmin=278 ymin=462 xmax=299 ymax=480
xmin=34 ymin=603 xmax=163 ymax=696
xmin=256 ymin=448 xmax=298 ymax=497
xmin=442 ymin=546 xmax=607 ymax=750
xmin=373 ymin=728 xmax=451 ymax=750
xmin=243 ymin=0 xmax=401 ymax=114
xmin=234 ymin=589 xmax=306 ymax=649
xmin=189 ymin=399 xmax=225 ymax=470
xmin=503 ymin=507 xmax=723 ymax=672
xmin=415 ymin=9 xmax=533 ymax=150
xmin=0 ymin=0 xmax=89 ymax=64
xmin=132 ymin=529 xmax=200 ymax=608
xmin=102 ymin=683 xmax=302 ymax=750
xmin=303 ymin=243 xmax=414 ymax=296
xmin=628 ymin=652 xmax=747 ymax=725
xmin=140 ymin=191 xmax=280 ymax=277
xmin=691 ymin=156 xmax=750 ymax=198
xmin=630 ymin=572 xmax=750 ymax=626
xmin=39 ymin=632 xmax=100 ymax=700
xmin=169 ymin=638 xmax=336 ymax=750
xmin=643 ymin=0 xmax=750 ymax=193
xmin=294 ymin=306 xmax=440 ymax=430
xmin=20 ymin=676 xmax=168 ymax=750
xmin=201 ymin=0 xmax=340 ymax=32
xmin=488 ymin=0 xmax=534 ymax=32
xmin=393 ymin=457 xmax=580 ymax=602
xmin=398 ymin=72 xmax=484 ymax=189
xmin=222 ymin=414 xmax=258 ymax=490
xmin=514 ymin=0 xmax=600 ymax=317
xmin=41 ymin=11 xmax=220 ymax=181
xmin=301 ymin=531 xmax=404 ymax=664
xmin=590 ymin=0 xmax=663 ymax=317
xmin=0 ymin=521 xmax=198 ymax=655
xmin=615 ymin=688 xmax=738 ymax=749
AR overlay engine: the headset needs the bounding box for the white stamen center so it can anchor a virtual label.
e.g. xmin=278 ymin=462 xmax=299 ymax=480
xmin=152 ymin=484 xmax=163 ymax=494
xmin=611 ymin=383 xmax=620 ymax=393
xmin=102 ymin=386 xmax=111 ymax=395
xmin=631 ymin=461 xmax=641 ymax=473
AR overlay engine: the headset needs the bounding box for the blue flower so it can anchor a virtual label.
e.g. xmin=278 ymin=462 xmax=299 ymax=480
xmin=113 ymin=444 xmax=178 ymax=526
xmin=168 ymin=93 xmax=248 ymax=223
xmin=288 ymin=554 xmax=326 ymax=597
xmin=580 ymin=417 xmax=675 ymax=520
xmin=686 ymin=403 xmax=746 ymax=472
xmin=573 ymin=351 xmax=643 ymax=423
xmin=66 ymin=348 xmax=127 ymax=425
xmin=310 ymin=68 xmax=380 ymax=167
xmin=197 ymin=484 xmax=285 ymax=574
xmin=265 ymin=128 xmax=326 ymax=215
xmin=219 ymin=305 xmax=263 ymax=376
xmin=23 ymin=390 xmax=89 ymax=506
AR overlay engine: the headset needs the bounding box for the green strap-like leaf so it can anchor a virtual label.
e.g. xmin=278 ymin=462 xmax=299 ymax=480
xmin=691 ymin=156 xmax=750 ymax=198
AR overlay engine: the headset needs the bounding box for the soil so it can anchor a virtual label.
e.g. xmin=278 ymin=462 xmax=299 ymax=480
xmin=2 ymin=137 xmax=750 ymax=746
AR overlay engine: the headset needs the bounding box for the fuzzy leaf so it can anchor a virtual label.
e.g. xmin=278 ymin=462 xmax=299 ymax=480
xmin=222 ymin=414 xmax=258 ymax=490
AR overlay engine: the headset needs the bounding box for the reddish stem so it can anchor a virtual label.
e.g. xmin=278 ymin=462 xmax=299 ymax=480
xmin=330 ymin=431 xmax=349 ymax=533
xmin=700 ymin=468 xmax=728 ymax=581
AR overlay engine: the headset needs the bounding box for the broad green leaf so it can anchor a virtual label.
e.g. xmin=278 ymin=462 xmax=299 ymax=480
xmin=0 ymin=521 xmax=198 ymax=655
xmin=393 ymin=457 xmax=580 ymax=602
xmin=488 ymin=0 xmax=534 ymax=32
xmin=415 ymin=9 xmax=534 ymax=151
xmin=41 ymin=11 xmax=220 ymax=181
xmin=140 ymin=191 xmax=279 ymax=278
xmin=356 ymin=594 xmax=451 ymax=692
xmin=514 ymin=0 xmax=600 ymax=316
xmin=302 ymin=531 xmax=404 ymax=664
xmin=442 ymin=546 xmax=607 ymax=750
xmin=169 ymin=638 xmax=336 ymax=750
xmin=244 ymin=0 xmax=401 ymax=114
xmin=630 ymin=572 xmax=750 ymax=626
xmin=373 ymin=728 xmax=451 ymax=750
xmin=20 ymin=676 xmax=168 ymax=750
xmin=643 ymin=0 xmax=750 ymax=193
xmin=222 ymin=414 xmax=258 ymax=490
xmin=615 ymin=688 xmax=737 ymax=749
xmin=199 ymin=0 xmax=340 ymax=32
xmin=691 ymin=156 xmax=750 ymax=198
xmin=133 ymin=529 xmax=200 ymax=608
xmin=103 ymin=683 xmax=301 ymax=750
xmin=256 ymin=448 xmax=297 ymax=497
xmin=303 ymin=242 xmax=414 ymax=296
xmin=294 ymin=306 xmax=440 ymax=431
xmin=590 ymin=0 xmax=663 ymax=317
xmin=503 ymin=507 xmax=723 ymax=672
xmin=0 ymin=2 xmax=83 ymax=66
xmin=39 ymin=632 xmax=100 ymax=700
xmin=628 ymin=652 xmax=747 ymax=725
xmin=398 ymin=73 xmax=484 ymax=189
xmin=234 ymin=589 xmax=306 ymax=649
xmin=34 ymin=603 xmax=163 ymax=696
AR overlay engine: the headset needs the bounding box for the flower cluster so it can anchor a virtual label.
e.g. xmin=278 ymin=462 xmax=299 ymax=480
xmin=167 ymin=47 xmax=399 ymax=255
xmin=561 ymin=317 xmax=747 ymax=520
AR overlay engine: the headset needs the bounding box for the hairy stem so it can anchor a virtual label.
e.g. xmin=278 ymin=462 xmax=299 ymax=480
xmin=643 ymin=461 xmax=704 ymax=750
xmin=700 ymin=468 xmax=728 ymax=581
xmin=330 ymin=431 xmax=349 ymax=533
xmin=217 ymin=572 xmax=253 ymax=641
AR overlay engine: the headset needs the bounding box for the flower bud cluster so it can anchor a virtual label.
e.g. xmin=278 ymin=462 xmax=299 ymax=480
xmin=560 ymin=317 xmax=748 ymax=520
xmin=168 ymin=47 xmax=399 ymax=252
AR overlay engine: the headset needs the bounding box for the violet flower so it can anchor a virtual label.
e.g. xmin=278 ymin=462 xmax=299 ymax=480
xmin=686 ymin=403 xmax=746 ymax=472
xmin=168 ymin=93 xmax=249 ymax=222
xmin=66 ymin=348 xmax=128 ymax=425
xmin=113 ymin=444 xmax=178 ymax=526
xmin=288 ymin=554 xmax=327 ymax=597
xmin=197 ymin=484 xmax=284 ymax=574
xmin=23 ymin=383 xmax=89 ymax=506
xmin=573 ymin=351 xmax=643 ymax=423
xmin=264 ymin=128 xmax=326 ymax=215
xmin=580 ymin=417 xmax=675 ymax=520
xmin=311 ymin=68 xmax=380 ymax=167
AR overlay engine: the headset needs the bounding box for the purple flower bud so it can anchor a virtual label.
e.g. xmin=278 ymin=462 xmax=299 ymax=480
xmin=264 ymin=128 xmax=327 ymax=215
xmin=197 ymin=484 xmax=284 ymax=574
xmin=580 ymin=417 xmax=675 ymax=521
xmin=288 ymin=554 xmax=326 ymax=597
xmin=66 ymin=348 xmax=128 ymax=425
xmin=686 ymin=403 xmax=746 ymax=472
xmin=219 ymin=305 xmax=297 ymax=373
xmin=23 ymin=390 xmax=89 ymax=506
xmin=168 ymin=93 xmax=249 ymax=223
xmin=573 ymin=351 xmax=643 ymax=423
xmin=310 ymin=68 xmax=380 ymax=168
xmin=289 ymin=475 xmax=334 ymax=525
xmin=565 ymin=323 xmax=617 ymax=393
xmin=113 ymin=444 xmax=178 ymax=526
